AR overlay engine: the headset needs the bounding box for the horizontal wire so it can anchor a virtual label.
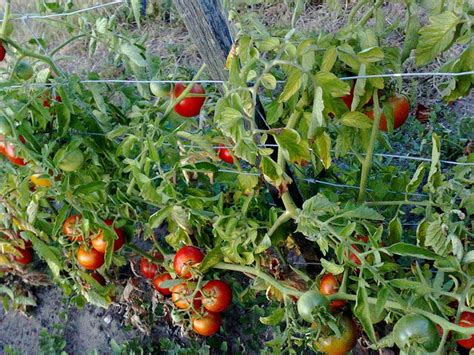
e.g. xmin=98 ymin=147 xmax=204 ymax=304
xmin=0 ymin=0 xmax=124 ymax=22
xmin=1 ymin=71 xmax=474 ymax=91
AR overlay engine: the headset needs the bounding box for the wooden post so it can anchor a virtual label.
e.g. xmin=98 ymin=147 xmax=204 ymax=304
xmin=172 ymin=0 xmax=232 ymax=81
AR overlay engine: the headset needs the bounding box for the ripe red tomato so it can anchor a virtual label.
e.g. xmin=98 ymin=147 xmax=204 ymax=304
xmin=1 ymin=139 xmax=27 ymax=166
xmin=173 ymin=246 xmax=204 ymax=279
xmin=153 ymin=273 xmax=172 ymax=295
xmin=63 ymin=215 xmax=83 ymax=241
xmin=14 ymin=246 xmax=33 ymax=264
xmin=91 ymin=220 xmax=125 ymax=253
xmin=77 ymin=246 xmax=104 ymax=270
xmin=90 ymin=271 xmax=106 ymax=286
xmin=202 ymin=280 xmax=232 ymax=313
xmin=171 ymin=282 xmax=201 ymax=309
xmin=0 ymin=41 xmax=5 ymax=61
xmin=217 ymin=144 xmax=234 ymax=164
xmin=457 ymin=312 xmax=474 ymax=349
xmin=173 ymin=83 xmax=206 ymax=117
xmin=192 ymin=312 xmax=222 ymax=336
xmin=139 ymin=252 xmax=163 ymax=279
xmin=341 ymin=93 xmax=353 ymax=109
xmin=319 ymin=274 xmax=346 ymax=309
xmin=366 ymin=94 xmax=410 ymax=131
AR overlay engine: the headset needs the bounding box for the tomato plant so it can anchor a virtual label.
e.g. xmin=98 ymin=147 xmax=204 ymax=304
xmin=0 ymin=0 xmax=473 ymax=352
xmin=201 ymin=280 xmax=232 ymax=313
xmin=172 ymin=83 xmax=206 ymax=117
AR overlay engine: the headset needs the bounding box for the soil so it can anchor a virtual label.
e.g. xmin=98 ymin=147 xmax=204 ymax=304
xmin=0 ymin=286 xmax=141 ymax=354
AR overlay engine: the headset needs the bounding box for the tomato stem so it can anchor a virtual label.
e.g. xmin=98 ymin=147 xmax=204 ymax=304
xmin=213 ymin=262 xmax=303 ymax=297
xmin=1 ymin=0 xmax=11 ymax=37
xmin=357 ymin=91 xmax=381 ymax=203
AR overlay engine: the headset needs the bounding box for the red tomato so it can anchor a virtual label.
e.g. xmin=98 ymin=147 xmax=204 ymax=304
xmin=90 ymin=271 xmax=106 ymax=286
xmin=76 ymin=246 xmax=104 ymax=270
xmin=202 ymin=280 xmax=232 ymax=313
xmin=217 ymin=144 xmax=234 ymax=164
xmin=173 ymin=83 xmax=206 ymax=117
xmin=3 ymin=140 xmax=26 ymax=166
xmin=14 ymin=246 xmax=33 ymax=264
xmin=0 ymin=41 xmax=5 ymax=61
xmin=171 ymin=282 xmax=201 ymax=309
xmin=319 ymin=274 xmax=346 ymax=309
xmin=349 ymin=235 xmax=369 ymax=266
xmin=457 ymin=312 xmax=474 ymax=349
xmin=153 ymin=273 xmax=172 ymax=295
xmin=366 ymin=94 xmax=410 ymax=131
xmin=192 ymin=312 xmax=221 ymax=336
xmin=341 ymin=93 xmax=353 ymax=109
xmin=139 ymin=252 xmax=163 ymax=279
xmin=91 ymin=220 xmax=125 ymax=253
xmin=63 ymin=215 xmax=83 ymax=241
xmin=43 ymin=95 xmax=62 ymax=108
xmin=315 ymin=316 xmax=357 ymax=355
xmin=173 ymin=246 xmax=204 ymax=279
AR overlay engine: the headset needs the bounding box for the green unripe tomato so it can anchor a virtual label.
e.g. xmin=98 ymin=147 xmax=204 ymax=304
xmin=297 ymin=290 xmax=329 ymax=323
xmin=14 ymin=61 xmax=33 ymax=80
xmin=393 ymin=314 xmax=441 ymax=353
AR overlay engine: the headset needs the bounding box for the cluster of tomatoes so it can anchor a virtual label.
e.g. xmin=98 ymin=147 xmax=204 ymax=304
xmin=139 ymin=245 xmax=232 ymax=336
xmin=63 ymin=215 xmax=125 ymax=272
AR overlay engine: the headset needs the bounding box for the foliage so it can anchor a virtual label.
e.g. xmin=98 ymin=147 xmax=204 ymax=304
xmin=0 ymin=0 xmax=473 ymax=353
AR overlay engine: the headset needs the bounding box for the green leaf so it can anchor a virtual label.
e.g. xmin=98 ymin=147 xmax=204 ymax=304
xmin=320 ymin=47 xmax=337 ymax=72
xmin=415 ymin=12 xmax=459 ymax=66
xmin=387 ymin=216 xmax=402 ymax=245
xmin=131 ymin=0 xmax=141 ymax=29
xmin=260 ymin=308 xmax=285 ymax=325
xmin=74 ymin=182 xmax=107 ymax=195
xmin=149 ymin=206 xmax=172 ymax=228
xmin=121 ymin=44 xmax=147 ymax=67
xmin=270 ymin=128 xmax=310 ymax=164
xmin=357 ymin=47 xmax=384 ymax=63
xmin=406 ymin=163 xmax=426 ymax=194
xmin=28 ymin=233 xmax=62 ymax=277
xmin=312 ymin=131 xmax=331 ymax=169
xmin=354 ymin=280 xmax=376 ymax=343
xmin=261 ymin=73 xmax=277 ymax=90
xmin=425 ymin=217 xmax=450 ymax=256
xmin=255 ymin=234 xmax=271 ymax=254
xmin=257 ymin=37 xmax=280 ymax=52
xmin=315 ymin=71 xmax=350 ymax=97
xmin=375 ymin=286 xmax=389 ymax=319
xmin=342 ymin=206 xmax=384 ymax=220
xmin=340 ymin=112 xmax=373 ymax=129
xmin=308 ymin=86 xmax=325 ymax=138
xmin=320 ymin=258 xmax=344 ymax=275
xmin=386 ymin=243 xmax=439 ymax=260
xmin=426 ymin=133 xmax=442 ymax=192
xmin=278 ymin=68 xmax=302 ymax=103
xmin=56 ymin=104 xmax=70 ymax=137
xmin=401 ymin=14 xmax=421 ymax=62
xmin=200 ymin=247 xmax=223 ymax=273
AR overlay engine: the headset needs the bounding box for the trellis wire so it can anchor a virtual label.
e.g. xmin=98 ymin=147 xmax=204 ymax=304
xmin=0 ymin=0 xmax=124 ymax=22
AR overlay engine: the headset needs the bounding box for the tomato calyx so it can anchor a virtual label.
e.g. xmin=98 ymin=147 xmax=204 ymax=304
xmin=173 ymin=245 xmax=204 ymax=279
xmin=297 ymin=290 xmax=330 ymax=323
xmin=392 ymin=314 xmax=441 ymax=353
